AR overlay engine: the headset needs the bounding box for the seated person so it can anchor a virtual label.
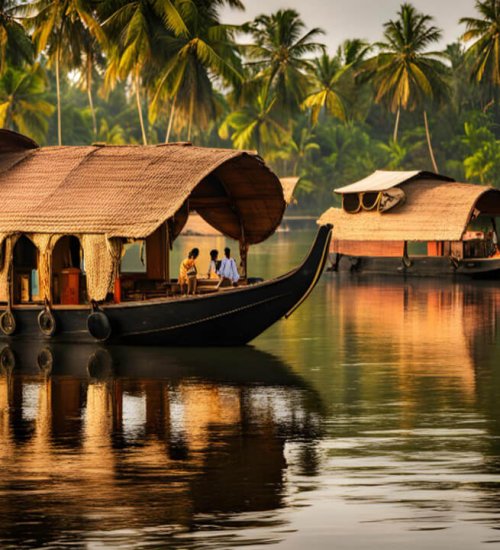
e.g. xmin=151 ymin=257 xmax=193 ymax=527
xmin=217 ymin=247 xmax=240 ymax=287
xmin=207 ymin=249 xmax=220 ymax=279
xmin=179 ymin=248 xmax=199 ymax=295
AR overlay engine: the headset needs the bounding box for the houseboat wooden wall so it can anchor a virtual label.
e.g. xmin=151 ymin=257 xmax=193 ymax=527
xmin=145 ymin=224 xmax=169 ymax=281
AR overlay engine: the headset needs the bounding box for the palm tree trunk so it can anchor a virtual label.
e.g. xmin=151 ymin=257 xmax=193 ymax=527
xmin=135 ymin=69 xmax=147 ymax=145
xmin=423 ymin=110 xmax=438 ymax=172
xmin=393 ymin=107 xmax=400 ymax=143
xmin=55 ymin=50 xmax=62 ymax=146
xmin=187 ymin=94 xmax=194 ymax=142
xmin=87 ymin=55 xmax=97 ymax=140
xmin=165 ymin=94 xmax=177 ymax=143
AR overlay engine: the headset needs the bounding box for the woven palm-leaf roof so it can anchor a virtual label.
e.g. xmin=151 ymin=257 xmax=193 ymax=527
xmin=319 ymin=179 xmax=500 ymax=242
xmin=0 ymin=130 xmax=285 ymax=244
xmin=280 ymin=177 xmax=300 ymax=204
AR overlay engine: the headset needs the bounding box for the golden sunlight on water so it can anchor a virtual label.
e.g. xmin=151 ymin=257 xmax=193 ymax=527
xmin=1 ymin=230 xmax=500 ymax=548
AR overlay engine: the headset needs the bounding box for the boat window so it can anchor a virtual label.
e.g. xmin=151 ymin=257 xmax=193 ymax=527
xmin=51 ymin=236 xmax=85 ymax=305
xmin=361 ymin=192 xmax=380 ymax=210
xmin=13 ymin=235 xmax=39 ymax=303
xmin=121 ymin=242 xmax=147 ymax=273
xmin=467 ymin=215 xmax=494 ymax=232
xmin=407 ymin=242 xmax=427 ymax=256
xmin=462 ymin=216 xmax=499 ymax=258
xmin=343 ymin=194 xmax=361 ymax=213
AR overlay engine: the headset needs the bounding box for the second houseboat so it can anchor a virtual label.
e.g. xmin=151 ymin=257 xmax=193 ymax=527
xmin=319 ymin=170 xmax=500 ymax=278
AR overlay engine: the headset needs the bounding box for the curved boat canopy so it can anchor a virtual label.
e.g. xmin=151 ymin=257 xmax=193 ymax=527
xmin=0 ymin=129 xmax=285 ymax=303
xmin=319 ymin=171 xmax=500 ymax=242
xmin=0 ymin=129 xmax=285 ymax=244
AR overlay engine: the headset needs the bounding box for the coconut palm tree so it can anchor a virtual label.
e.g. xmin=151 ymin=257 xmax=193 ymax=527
xmin=302 ymin=53 xmax=347 ymax=126
xmin=461 ymin=0 xmax=500 ymax=90
xmin=271 ymin=125 xmax=320 ymax=176
xmin=26 ymin=0 xmax=100 ymax=145
xmin=219 ymin=87 xmax=287 ymax=153
xmin=303 ymin=39 xmax=374 ymax=126
xmin=336 ymin=39 xmax=375 ymax=122
xmin=244 ymin=9 xmax=324 ymax=115
xmin=337 ymin=38 xmax=373 ymax=68
xmin=0 ymin=0 xmax=33 ymax=73
xmin=0 ymin=64 xmax=54 ymax=142
xmin=369 ymin=3 xmax=449 ymax=171
xmin=76 ymin=27 xmax=105 ymax=140
xmin=100 ymin=0 xmax=193 ymax=145
xmin=149 ymin=0 xmax=243 ymax=142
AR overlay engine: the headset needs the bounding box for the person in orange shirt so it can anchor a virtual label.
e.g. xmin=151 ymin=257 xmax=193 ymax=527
xmin=179 ymin=248 xmax=199 ymax=295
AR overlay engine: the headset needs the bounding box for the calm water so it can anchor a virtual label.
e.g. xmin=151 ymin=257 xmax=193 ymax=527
xmin=2 ymin=230 xmax=500 ymax=549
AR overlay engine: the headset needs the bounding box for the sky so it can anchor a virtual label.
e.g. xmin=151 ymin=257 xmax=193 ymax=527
xmin=220 ymin=0 xmax=478 ymax=52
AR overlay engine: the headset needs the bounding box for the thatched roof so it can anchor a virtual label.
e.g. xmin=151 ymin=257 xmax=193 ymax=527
xmin=0 ymin=130 xmax=285 ymax=243
xmin=335 ymin=170 xmax=453 ymax=194
xmin=319 ymin=179 xmax=500 ymax=241
xmin=280 ymin=177 xmax=300 ymax=204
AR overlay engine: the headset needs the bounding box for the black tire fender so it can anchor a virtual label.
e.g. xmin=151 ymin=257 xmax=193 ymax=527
xmin=0 ymin=310 xmax=16 ymax=336
xmin=38 ymin=308 xmax=57 ymax=337
xmin=87 ymin=310 xmax=112 ymax=342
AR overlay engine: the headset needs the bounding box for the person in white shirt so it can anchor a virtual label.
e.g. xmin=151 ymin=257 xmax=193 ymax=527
xmin=217 ymin=247 xmax=240 ymax=286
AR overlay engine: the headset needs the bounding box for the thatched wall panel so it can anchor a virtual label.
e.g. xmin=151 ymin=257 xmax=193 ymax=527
xmin=0 ymin=234 xmax=17 ymax=303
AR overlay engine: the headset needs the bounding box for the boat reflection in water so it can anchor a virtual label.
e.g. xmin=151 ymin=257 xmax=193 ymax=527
xmin=0 ymin=343 xmax=323 ymax=548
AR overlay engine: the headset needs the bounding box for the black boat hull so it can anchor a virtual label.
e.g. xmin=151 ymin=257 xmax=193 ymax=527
xmin=329 ymin=253 xmax=500 ymax=279
xmin=0 ymin=225 xmax=332 ymax=346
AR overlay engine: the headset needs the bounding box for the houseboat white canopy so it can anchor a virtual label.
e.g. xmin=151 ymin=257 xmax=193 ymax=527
xmin=334 ymin=170 xmax=453 ymax=194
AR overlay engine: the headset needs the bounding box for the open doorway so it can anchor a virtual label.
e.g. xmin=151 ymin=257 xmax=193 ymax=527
xmin=13 ymin=235 xmax=39 ymax=303
xmin=52 ymin=236 xmax=84 ymax=304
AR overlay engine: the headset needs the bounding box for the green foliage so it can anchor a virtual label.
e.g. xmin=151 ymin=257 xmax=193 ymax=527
xmin=3 ymin=1 xmax=500 ymax=215
xmin=369 ymin=3 xmax=449 ymax=113
xmin=0 ymin=64 xmax=53 ymax=142
xmin=244 ymin=9 xmax=324 ymax=115
xmin=461 ymin=0 xmax=500 ymax=88
xmin=462 ymin=114 xmax=500 ymax=185
xmin=220 ymin=87 xmax=287 ymax=153
xmin=0 ymin=0 xmax=33 ymax=73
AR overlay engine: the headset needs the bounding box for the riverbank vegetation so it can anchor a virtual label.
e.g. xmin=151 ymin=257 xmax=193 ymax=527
xmin=1 ymin=0 xmax=500 ymax=211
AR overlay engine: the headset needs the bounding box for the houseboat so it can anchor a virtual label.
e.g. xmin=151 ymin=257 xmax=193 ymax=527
xmin=0 ymin=129 xmax=331 ymax=346
xmin=318 ymin=170 xmax=500 ymax=278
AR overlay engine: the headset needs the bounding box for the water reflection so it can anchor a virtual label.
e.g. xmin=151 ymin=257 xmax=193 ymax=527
xmin=3 ymin=270 xmax=500 ymax=548
xmin=255 ymin=276 xmax=500 ymax=547
xmin=0 ymin=343 xmax=322 ymax=548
